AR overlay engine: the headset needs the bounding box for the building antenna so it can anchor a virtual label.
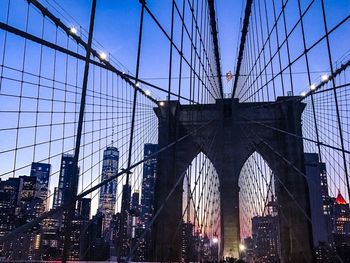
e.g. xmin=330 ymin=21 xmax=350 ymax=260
xmin=112 ymin=122 xmax=115 ymax=146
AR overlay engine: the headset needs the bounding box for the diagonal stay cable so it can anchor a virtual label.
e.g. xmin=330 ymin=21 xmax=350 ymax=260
xmin=0 ymin=119 xmax=215 ymax=243
xmin=129 ymin=125 xmax=219 ymax=260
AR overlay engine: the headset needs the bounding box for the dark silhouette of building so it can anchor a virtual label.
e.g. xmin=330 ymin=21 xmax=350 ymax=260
xmin=141 ymin=144 xmax=158 ymax=226
xmin=97 ymin=146 xmax=119 ymax=238
xmin=117 ymin=183 xmax=131 ymax=260
xmin=242 ymin=237 xmax=254 ymax=263
xmin=30 ymin=162 xmax=51 ymax=212
xmin=304 ymin=153 xmax=337 ymax=262
xmin=40 ymin=216 xmax=62 ymax=261
xmin=77 ymin=198 xmax=91 ymax=221
xmin=0 ymin=178 xmax=20 ymax=259
xmin=140 ymin=143 xmax=158 ymax=259
xmin=304 ymin=153 xmax=336 ymax=262
xmin=0 ymin=178 xmax=20 ymax=233
xmin=8 ymin=176 xmax=42 ymax=261
xmin=182 ymin=222 xmax=195 ymax=262
xmin=52 ymin=154 xmax=79 ymax=209
xmin=80 ymin=212 xmax=109 ymax=261
xmin=333 ymin=191 xmax=350 ymax=262
xmin=252 ymin=215 xmax=280 ymax=263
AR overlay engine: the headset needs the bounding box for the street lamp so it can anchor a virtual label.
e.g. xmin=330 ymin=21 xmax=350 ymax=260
xmin=70 ymin=27 xmax=77 ymax=35
xmin=239 ymin=243 xmax=246 ymax=252
xmin=99 ymin=52 xmax=107 ymax=60
xmin=321 ymin=74 xmax=329 ymax=81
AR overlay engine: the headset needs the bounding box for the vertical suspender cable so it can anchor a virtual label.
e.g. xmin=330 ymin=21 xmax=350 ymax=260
xmin=62 ymin=0 xmax=97 ymax=261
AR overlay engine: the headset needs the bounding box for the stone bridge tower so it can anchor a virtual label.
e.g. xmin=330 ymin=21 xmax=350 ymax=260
xmin=151 ymin=97 xmax=314 ymax=263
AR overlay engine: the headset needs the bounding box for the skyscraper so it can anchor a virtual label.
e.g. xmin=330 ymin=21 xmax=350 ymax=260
xmin=130 ymin=191 xmax=140 ymax=237
xmin=118 ymin=183 xmax=131 ymax=259
xmin=252 ymin=215 xmax=280 ymax=263
xmin=77 ymin=198 xmax=91 ymax=221
xmin=139 ymin=143 xmax=158 ymax=260
xmin=333 ymin=191 xmax=350 ymax=261
xmin=0 ymin=178 xmax=21 ymax=257
xmin=304 ymin=153 xmax=331 ymax=246
xmin=97 ymin=146 xmax=119 ymax=238
xmin=52 ymin=154 xmax=79 ymax=209
xmin=30 ymin=162 xmax=51 ymax=212
xmin=140 ymin=144 xmax=158 ymax=227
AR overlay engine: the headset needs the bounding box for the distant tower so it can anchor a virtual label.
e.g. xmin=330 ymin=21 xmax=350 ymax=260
xmin=304 ymin=153 xmax=330 ymax=245
xmin=252 ymin=215 xmax=280 ymax=262
xmin=30 ymin=162 xmax=51 ymax=212
xmin=98 ymin=146 xmax=119 ymax=239
xmin=140 ymin=144 xmax=158 ymax=226
xmin=52 ymin=154 xmax=79 ymax=209
xmin=77 ymin=198 xmax=91 ymax=221
xmin=333 ymin=191 xmax=350 ymax=261
xmin=140 ymin=143 xmax=158 ymax=260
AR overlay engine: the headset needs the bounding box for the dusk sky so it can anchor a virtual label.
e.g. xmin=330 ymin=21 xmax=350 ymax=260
xmin=0 ymin=0 xmax=350 ymax=222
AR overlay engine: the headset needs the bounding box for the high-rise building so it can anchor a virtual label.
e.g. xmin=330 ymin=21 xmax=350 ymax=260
xmin=77 ymin=198 xmax=91 ymax=221
xmin=130 ymin=191 xmax=140 ymax=238
xmin=131 ymin=191 xmax=140 ymax=216
xmin=139 ymin=143 xmax=158 ymax=260
xmin=252 ymin=215 xmax=280 ymax=263
xmin=30 ymin=162 xmax=51 ymax=212
xmin=182 ymin=221 xmax=195 ymax=262
xmin=53 ymin=154 xmax=79 ymax=209
xmin=129 ymin=191 xmax=141 ymax=261
xmin=304 ymin=153 xmax=331 ymax=246
xmin=333 ymin=191 xmax=350 ymax=261
xmin=97 ymin=146 xmax=119 ymax=238
xmin=118 ymin=183 xmax=131 ymax=260
xmin=140 ymin=144 xmax=158 ymax=228
xmin=40 ymin=216 xmax=62 ymax=261
xmin=0 ymin=178 xmax=20 ymax=258
xmin=80 ymin=213 xmax=110 ymax=261
xmin=304 ymin=153 xmax=336 ymax=262
xmin=8 ymin=176 xmax=42 ymax=261
xmin=18 ymin=176 xmax=42 ymax=224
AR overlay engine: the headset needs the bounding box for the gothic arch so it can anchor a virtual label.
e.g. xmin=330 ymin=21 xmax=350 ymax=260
xmin=152 ymin=98 xmax=313 ymax=263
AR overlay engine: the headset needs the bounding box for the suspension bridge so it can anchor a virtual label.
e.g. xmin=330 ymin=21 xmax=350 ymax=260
xmin=0 ymin=0 xmax=349 ymax=262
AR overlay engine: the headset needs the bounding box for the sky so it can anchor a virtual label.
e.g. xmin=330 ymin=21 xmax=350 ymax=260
xmin=0 ymin=0 xmax=244 ymax=218
xmin=41 ymin=0 xmax=244 ymax=95
xmin=0 ymin=0 xmax=350 ymax=233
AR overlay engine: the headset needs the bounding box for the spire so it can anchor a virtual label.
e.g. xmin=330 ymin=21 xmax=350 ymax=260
xmin=336 ymin=189 xmax=347 ymax=205
xmin=111 ymin=122 xmax=115 ymax=146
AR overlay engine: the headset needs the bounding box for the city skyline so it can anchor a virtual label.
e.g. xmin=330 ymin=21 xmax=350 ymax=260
xmin=0 ymin=0 xmax=350 ymax=262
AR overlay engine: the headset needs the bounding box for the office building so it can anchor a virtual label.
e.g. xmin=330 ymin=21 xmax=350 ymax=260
xmin=98 ymin=146 xmax=119 ymax=238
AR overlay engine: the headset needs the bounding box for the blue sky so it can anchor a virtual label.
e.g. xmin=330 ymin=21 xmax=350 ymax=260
xmin=0 ymin=0 xmax=350 ymax=222
xmin=44 ymin=0 xmax=243 ymax=96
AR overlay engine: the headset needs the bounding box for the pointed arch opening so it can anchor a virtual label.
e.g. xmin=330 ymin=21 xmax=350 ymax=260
xmin=181 ymin=152 xmax=221 ymax=262
xmin=238 ymin=151 xmax=280 ymax=262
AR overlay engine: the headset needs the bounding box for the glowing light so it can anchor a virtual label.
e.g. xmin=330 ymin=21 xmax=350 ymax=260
xmin=239 ymin=244 xmax=246 ymax=251
xmin=145 ymin=90 xmax=151 ymax=96
xmin=321 ymin=74 xmax=329 ymax=81
xmin=301 ymin=91 xmax=306 ymax=97
xmin=212 ymin=237 xmax=218 ymax=244
xmin=135 ymin=82 xmax=140 ymax=88
xmin=70 ymin=27 xmax=77 ymax=35
xmin=99 ymin=52 xmax=107 ymax=60
xmin=159 ymin=101 xmax=165 ymax=107
xmin=310 ymin=84 xmax=316 ymax=91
